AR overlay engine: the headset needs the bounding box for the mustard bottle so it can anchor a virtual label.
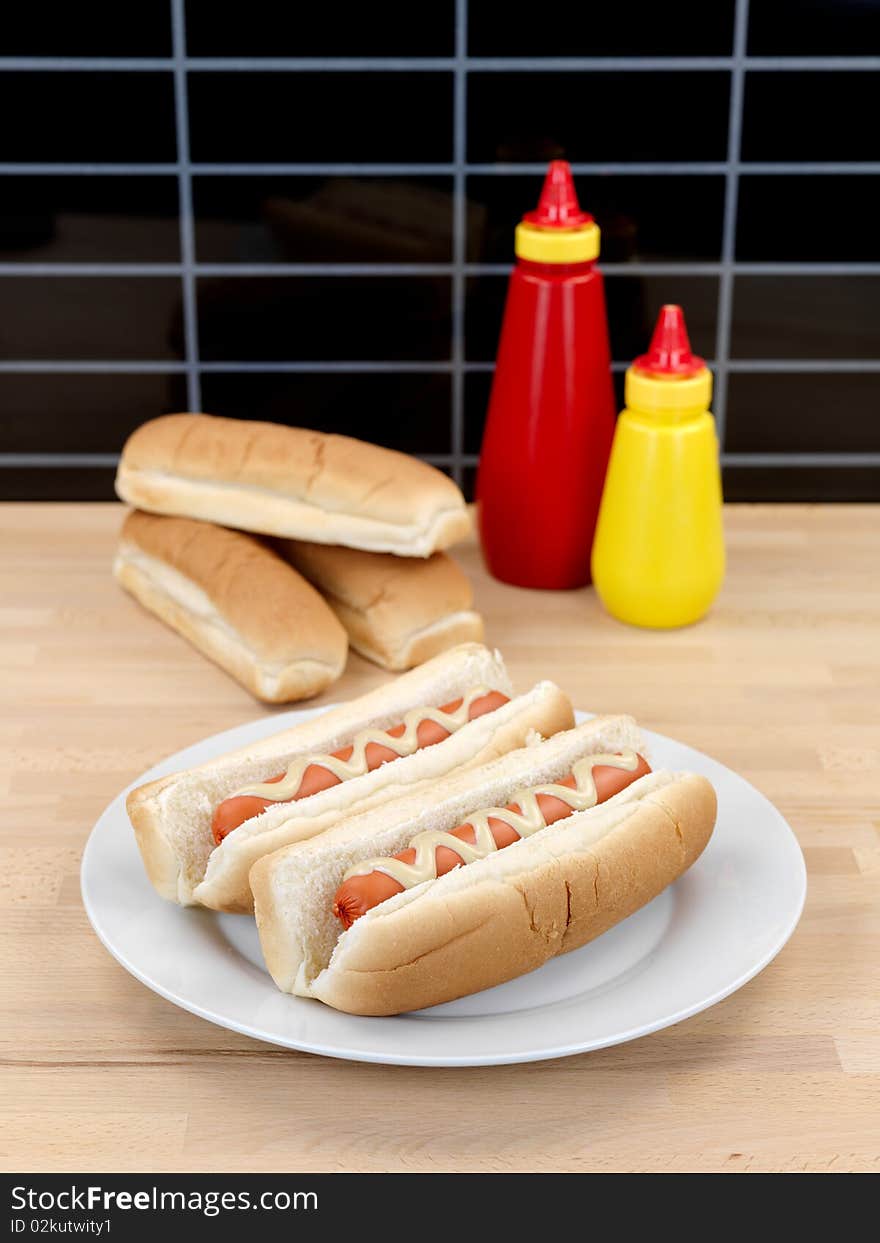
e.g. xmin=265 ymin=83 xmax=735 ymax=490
xmin=591 ymin=304 xmax=724 ymax=628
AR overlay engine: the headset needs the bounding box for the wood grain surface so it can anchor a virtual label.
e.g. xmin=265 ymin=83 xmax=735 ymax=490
xmin=2 ymin=502 xmax=878 ymax=1173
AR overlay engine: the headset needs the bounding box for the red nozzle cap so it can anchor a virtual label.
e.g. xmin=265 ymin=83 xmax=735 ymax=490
xmin=522 ymin=160 xmax=593 ymax=229
xmin=633 ymin=304 xmax=705 ymax=377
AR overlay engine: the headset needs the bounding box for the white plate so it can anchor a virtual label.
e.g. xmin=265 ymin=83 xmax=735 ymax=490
xmin=81 ymin=708 xmax=806 ymax=1066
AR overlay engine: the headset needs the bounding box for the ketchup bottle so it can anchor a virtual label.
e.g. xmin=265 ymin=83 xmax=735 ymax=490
xmin=591 ymin=305 xmax=725 ymax=628
xmin=476 ymin=161 xmax=616 ymax=589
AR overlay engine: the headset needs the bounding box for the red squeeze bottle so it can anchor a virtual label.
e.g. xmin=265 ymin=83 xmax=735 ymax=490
xmin=476 ymin=161 xmax=616 ymax=588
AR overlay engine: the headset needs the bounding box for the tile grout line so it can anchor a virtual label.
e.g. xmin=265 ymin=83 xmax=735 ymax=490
xmin=2 ymin=359 xmax=880 ymax=374
xmin=5 ymin=161 xmax=880 ymax=176
xmin=2 ymin=451 xmax=878 ymax=469
xmin=720 ymin=453 xmax=880 ymax=466
xmin=2 ymin=261 xmax=880 ymax=277
xmin=713 ymin=0 xmax=750 ymax=449
xmin=3 ymin=55 xmax=880 ymax=71
xmin=171 ymin=0 xmax=201 ymax=411
xmin=449 ymin=0 xmax=468 ymax=487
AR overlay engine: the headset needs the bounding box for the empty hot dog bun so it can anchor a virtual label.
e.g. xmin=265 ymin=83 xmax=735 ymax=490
xmin=276 ymin=539 xmax=484 ymax=671
xmin=250 ymin=718 xmax=716 ymax=1014
xmin=126 ymin=642 xmax=573 ymax=912
xmin=115 ymin=413 xmax=472 ymax=557
xmin=114 ymin=511 xmax=348 ymax=704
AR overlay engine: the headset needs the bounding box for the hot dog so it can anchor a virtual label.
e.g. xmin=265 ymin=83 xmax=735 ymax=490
xmin=126 ymin=643 xmax=574 ymax=913
xmin=211 ymin=689 xmax=508 ymax=844
xmin=250 ymin=716 xmax=717 ymax=1015
xmin=332 ymin=752 xmax=652 ymax=927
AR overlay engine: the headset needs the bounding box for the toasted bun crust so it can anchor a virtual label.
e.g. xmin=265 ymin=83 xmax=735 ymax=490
xmin=277 ymin=539 xmax=484 ymax=670
xmin=308 ymin=775 xmax=716 ymax=1015
xmin=115 ymin=414 xmax=472 ymax=557
xmin=114 ymin=511 xmax=348 ymax=704
xmin=124 ymin=642 xmax=572 ymax=911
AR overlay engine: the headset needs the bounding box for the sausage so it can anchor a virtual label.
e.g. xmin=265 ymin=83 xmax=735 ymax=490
xmin=210 ymin=690 xmax=510 ymax=845
xmin=332 ymin=754 xmax=652 ymax=929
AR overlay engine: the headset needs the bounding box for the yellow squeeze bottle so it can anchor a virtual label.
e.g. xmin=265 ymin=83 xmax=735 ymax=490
xmin=591 ymin=304 xmax=724 ymax=628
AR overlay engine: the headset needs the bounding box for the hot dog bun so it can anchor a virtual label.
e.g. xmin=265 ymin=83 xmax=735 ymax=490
xmin=276 ymin=539 xmax=484 ymax=671
xmin=114 ymin=510 xmax=348 ymax=703
xmin=311 ymin=776 xmax=714 ymax=1016
xmin=126 ymin=643 xmax=574 ymax=912
xmin=250 ymin=719 xmax=716 ymax=1014
xmin=115 ymin=414 xmax=472 ymax=557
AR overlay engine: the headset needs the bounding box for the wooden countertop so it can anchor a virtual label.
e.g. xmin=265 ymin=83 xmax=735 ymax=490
xmin=2 ymin=502 xmax=878 ymax=1174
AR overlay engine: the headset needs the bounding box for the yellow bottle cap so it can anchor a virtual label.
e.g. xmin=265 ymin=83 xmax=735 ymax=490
xmin=625 ymin=305 xmax=713 ymax=414
xmin=625 ymin=365 xmax=713 ymax=414
xmin=514 ymin=220 xmax=601 ymax=264
xmin=514 ymin=161 xmax=600 ymax=264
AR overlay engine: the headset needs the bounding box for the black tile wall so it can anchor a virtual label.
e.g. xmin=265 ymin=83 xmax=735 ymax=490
xmin=464 ymin=372 xmax=492 ymax=455
xmin=0 ymin=277 xmax=184 ymax=360
xmin=742 ymin=73 xmax=880 ymax=163
xmin=747 ymin=0 xmax=880 ymax=56
xmin=468 ymin=175 xmax=725 ymax=264
xmin=185 ymin=0 xmax=455 ymax=57
xmin=0 ymin=177 xmax=181 ymax=263
xmin=469 ymin=1 xmax=735 ymax=56
xmin=0 ymin=73 xmax=176 ymax=163
xmin=467 ymin=72 xmax=731 ymax=163
xmin=2 ymin=466 xmax=118 ymax=501
xmin=730 ymin=277 xmax=880 ymax=360
xmin=723 ymin=466 xmax=880 ymax=502
xmin=736 ymin=177 xmax=880 ymax=263
xmin=4 ymin=3 xmax=172 ymax=56
xmin=2 ymin=4 xmax=878 ymax=503
xmin=606 ymin=277 xmax=719 ymax=360
xmin=188 ymin=73 xmax=454 ymax=164
xmin=196 ymin=276 xmax=451 ymax=362
xmin=0 ymin=373 xmax=185 ymax=452
xmin=193 ymin=176 xmax=456 ymax=264
xmin=725 ymin=373 xmax=880 ymax=454
xmin=200 ymin=372 xmax=452 ymax=454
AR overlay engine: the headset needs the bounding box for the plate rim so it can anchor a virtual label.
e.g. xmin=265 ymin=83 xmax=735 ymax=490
xmin=80 ymin=707 xmax=807 ymax=1067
